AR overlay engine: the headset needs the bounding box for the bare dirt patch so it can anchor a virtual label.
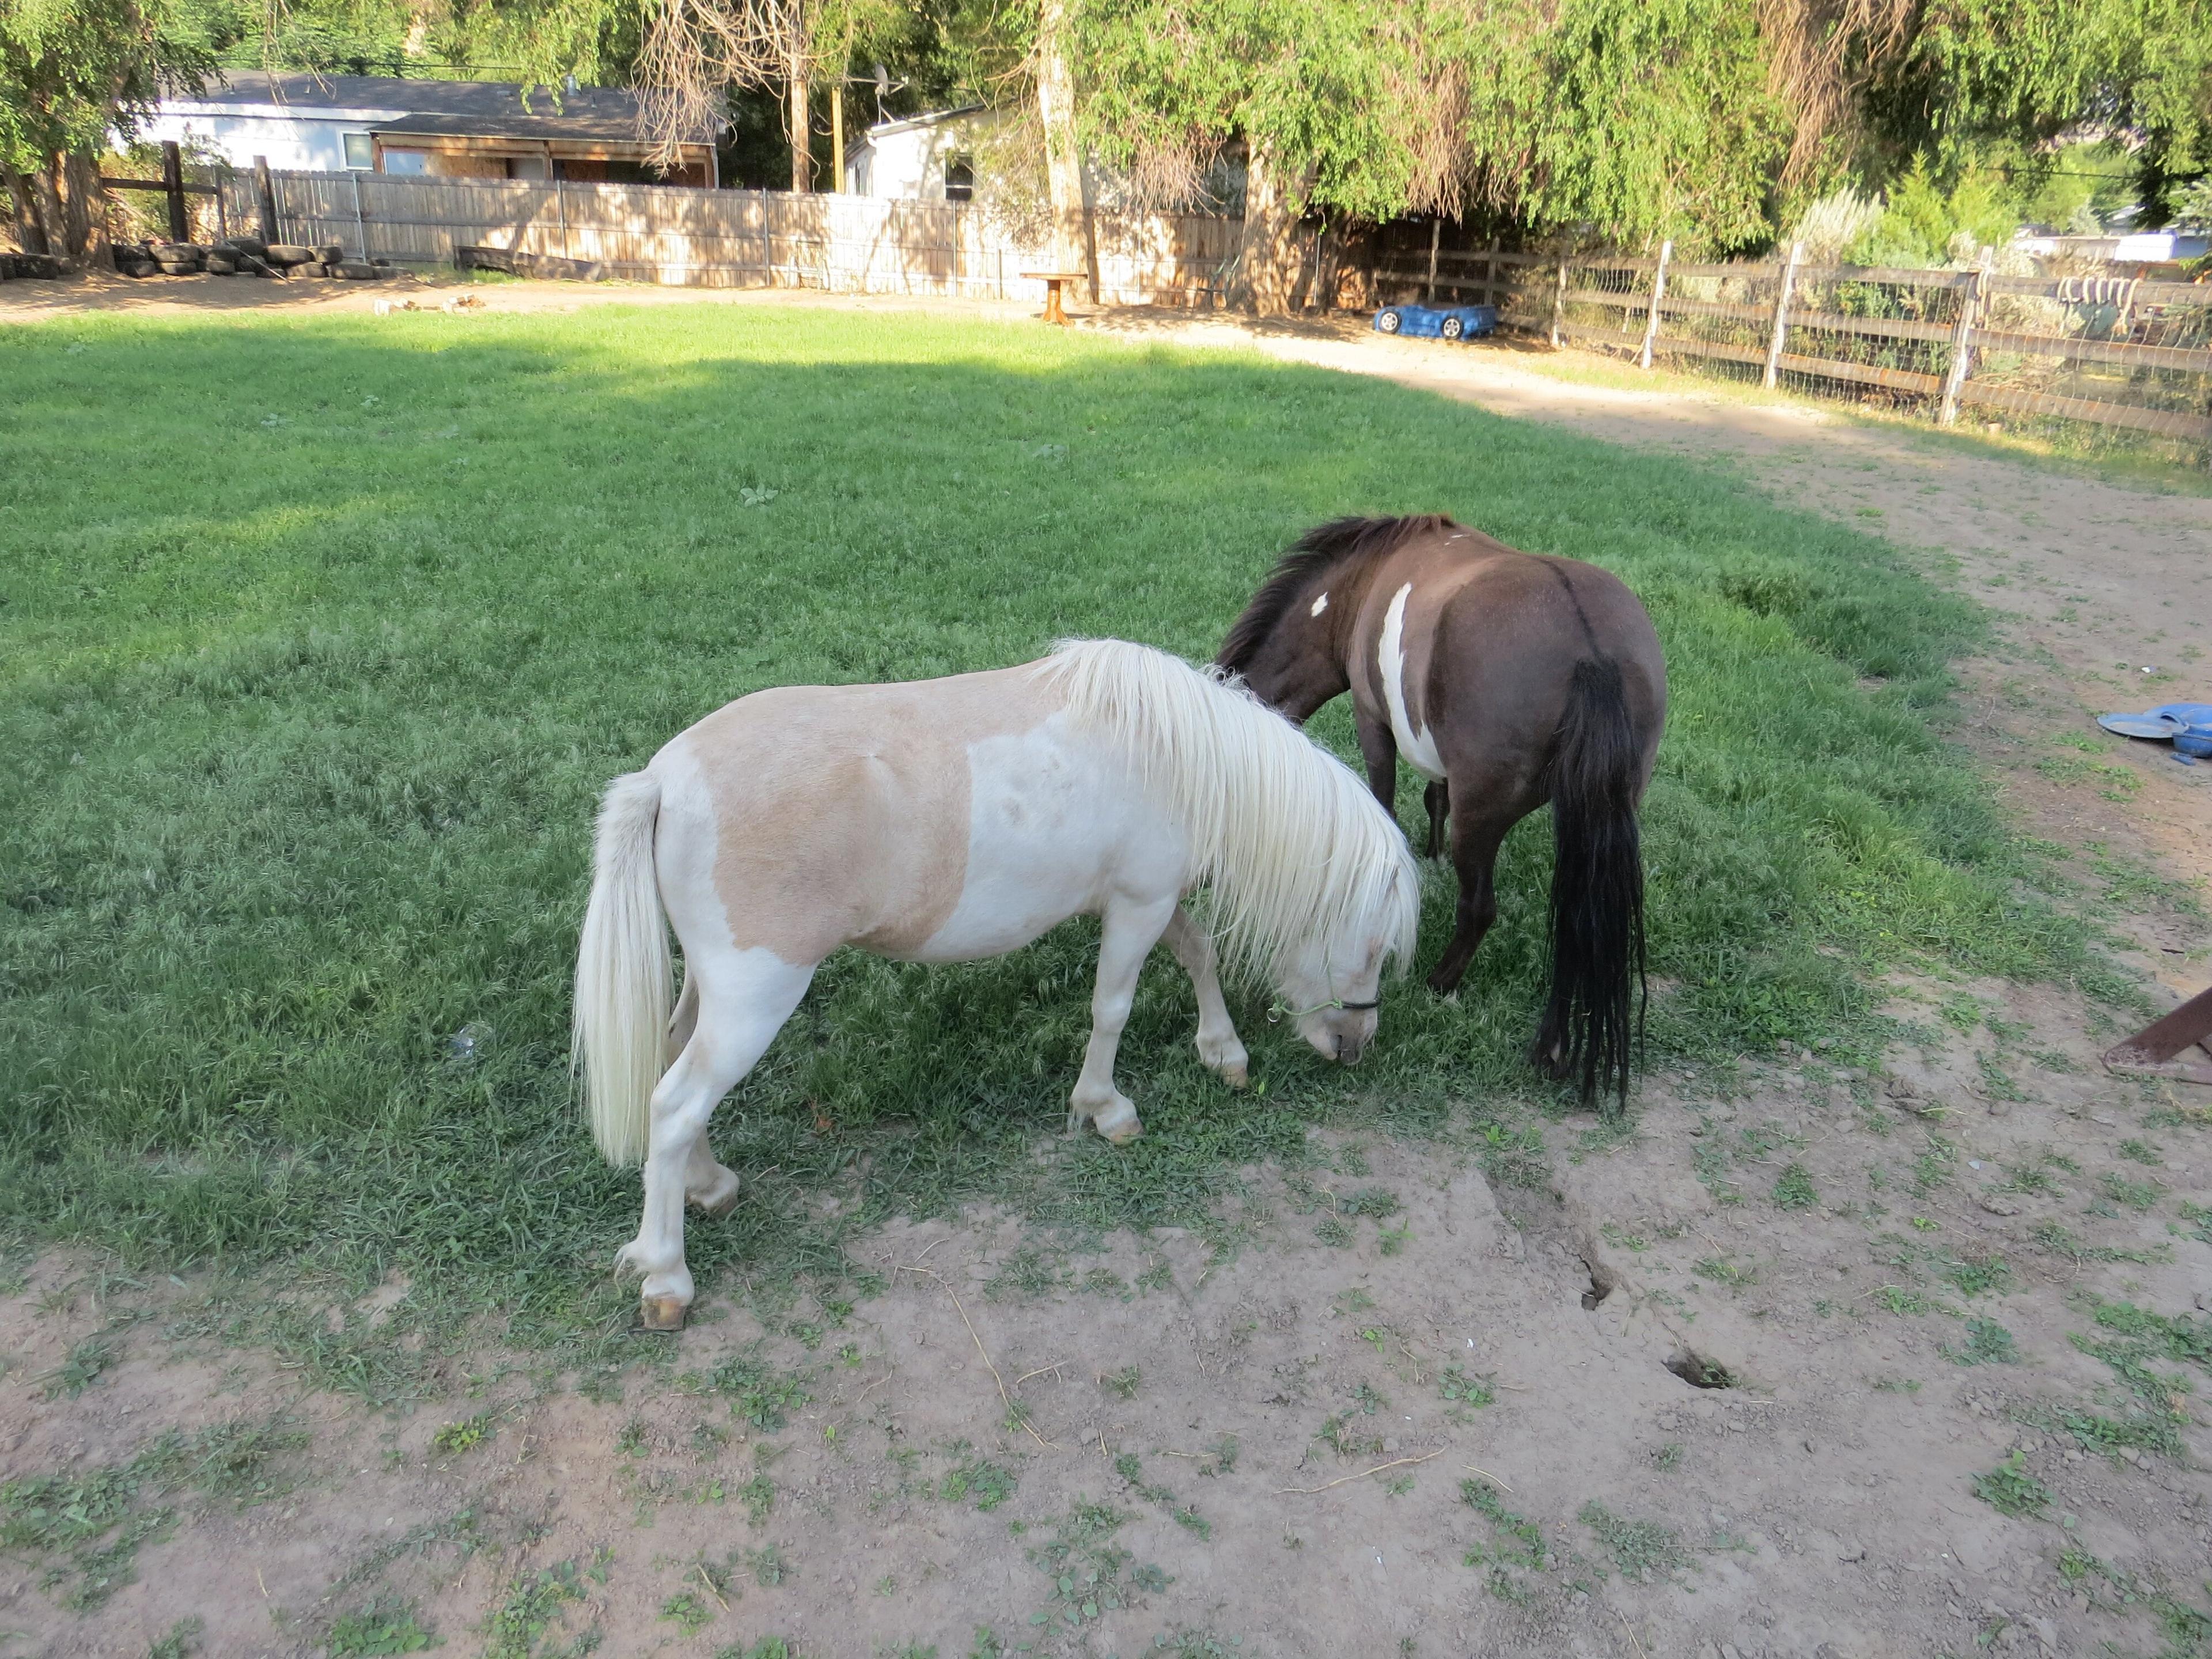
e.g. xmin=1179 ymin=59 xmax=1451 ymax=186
xmin=6 ymin=991 xmax=2209 ymax=1659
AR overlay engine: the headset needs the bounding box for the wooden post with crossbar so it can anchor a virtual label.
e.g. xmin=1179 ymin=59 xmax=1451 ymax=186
xmin=1639 ymin=240 xmax=1672 ymax=369
xmin=1940 ymin=253 xmax=1991 ymax=426
xmin=1763 ymin=241 xmax=1802 ymax=388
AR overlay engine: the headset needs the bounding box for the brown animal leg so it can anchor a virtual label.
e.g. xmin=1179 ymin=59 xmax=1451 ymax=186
xmin=1353 ymin=707 xmax=1398 ymax=814
xmin=1422 ymin=780 xmax=1449 ymax=859
xmin=1427 ymin=808 xmax=1513 ymax=996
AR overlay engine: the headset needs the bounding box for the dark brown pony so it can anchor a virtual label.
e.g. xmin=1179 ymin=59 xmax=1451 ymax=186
xmin=1218 ymin=515 xmax=1666 ymax=1111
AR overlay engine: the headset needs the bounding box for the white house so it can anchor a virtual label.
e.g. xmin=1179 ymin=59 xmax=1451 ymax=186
xmin=841 ymin=105 xmax=987 ymax=201
xmin=2010 ymin=228 xmax=2209 ymax=264
xmin=142 ymin=71 xmax=719 ymax=185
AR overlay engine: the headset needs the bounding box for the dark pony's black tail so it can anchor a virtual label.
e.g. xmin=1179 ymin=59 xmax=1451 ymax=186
xmin=1531 ymin=657 xmax=1647 ymax=1120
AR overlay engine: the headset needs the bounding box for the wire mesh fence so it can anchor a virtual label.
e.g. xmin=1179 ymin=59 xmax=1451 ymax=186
xmin=1406 ymin=244 xmax=2212 ymax=455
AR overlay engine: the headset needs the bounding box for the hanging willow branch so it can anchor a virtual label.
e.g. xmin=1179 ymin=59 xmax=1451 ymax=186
xmin=1757 ymin=0 xmax=1917 ymax=185
xmin=637 ymin=0 xmax=809 ymax=164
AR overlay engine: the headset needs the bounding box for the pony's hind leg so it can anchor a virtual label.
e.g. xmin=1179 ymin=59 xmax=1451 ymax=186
xmin=1162 ymin=905 xmax=1247 ymax=1088
xmin=666 ymin=972 xmax=738 ymax=1216
xmin=1423 ymin=780 xmax=1450 ymax=859
xmin=1069 ymin=893 xmax=1179 ymax=1145
xmin=618 ymin=952 xmax=815 ymax=1328
xmin=1427 ymin=796 xmax=1522 ymax=997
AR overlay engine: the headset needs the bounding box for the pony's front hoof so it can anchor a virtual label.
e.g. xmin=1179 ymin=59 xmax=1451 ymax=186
xmin=638 ymin=1294 xmax=689 ymax=1332
xmin=1425 ymin=967 xmax=1466 ymax=997
xmin=1219 ymin=1063 xmax=1248 ymax=1090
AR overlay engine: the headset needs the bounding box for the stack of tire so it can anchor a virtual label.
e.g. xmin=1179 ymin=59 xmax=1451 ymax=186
xmin=113 ymin=237 xmax=392 ymax=281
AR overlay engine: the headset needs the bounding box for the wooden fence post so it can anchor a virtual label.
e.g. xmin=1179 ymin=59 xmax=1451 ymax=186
xmin=1764 ymin=240 xmax=1802 ymax=388
xmin=1940 ymin=254 xmax=1990 ymax=426
xmin=1639 ymin=239 xmax=1672 ymax=369
xmin=253 ymin=156 xmax=278 ymax=244
xmin=556 ymin=175 xmax=569 ymax=259
xmin=350 ymin=169 xmax=369 ymax=260
xmin=160 ymin=141 xmax=188 ymax=243
xmin=1549 ymin=254 xmax=1569 ymax=348
xmin=1484 ymin=238 xmax=1498 ymax=306
xmin=1425 ymin=218 xmax=1441 ymax=302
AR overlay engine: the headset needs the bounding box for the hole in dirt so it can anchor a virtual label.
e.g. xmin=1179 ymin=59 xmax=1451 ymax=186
xmin=1665 ymin=1347 xmax=1736 ymax=1390
xmin=1579 ymin=1257 xmax=1616 ymax=1310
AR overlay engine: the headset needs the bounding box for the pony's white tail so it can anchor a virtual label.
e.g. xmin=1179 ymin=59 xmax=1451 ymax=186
xmin=572 ymin=771 xmax=671 ymax=1167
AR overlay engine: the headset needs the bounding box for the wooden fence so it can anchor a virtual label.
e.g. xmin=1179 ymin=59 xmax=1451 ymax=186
xmin=1374 ymin=244 xmax=2212 ymax=447
xmin=218 ymin=169 xmax=1243 ymax=306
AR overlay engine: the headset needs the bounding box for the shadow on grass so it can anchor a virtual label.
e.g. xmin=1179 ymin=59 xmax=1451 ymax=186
xmin=0 ymin=305 xmax=2130 ymax=1354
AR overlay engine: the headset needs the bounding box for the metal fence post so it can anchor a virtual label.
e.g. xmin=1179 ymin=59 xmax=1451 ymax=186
xmin=1639 ymin=239 xmax=1672 ymax=369
xmin=1940 ymin=255 xmax=1991 ymax=426
xmin=1549 ymin=254 xmax=1569 ymax=348
xmin=1763 ymin=240 xmax=1803 ymax=388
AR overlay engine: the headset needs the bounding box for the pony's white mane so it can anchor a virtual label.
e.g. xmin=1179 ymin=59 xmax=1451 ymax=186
xmin=1040 ymin=638 xmax=1421 ymax=984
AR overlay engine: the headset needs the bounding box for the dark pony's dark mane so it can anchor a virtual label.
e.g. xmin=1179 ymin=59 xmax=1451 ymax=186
xmin=1216 ymin=514 xmax=1460 ymax=673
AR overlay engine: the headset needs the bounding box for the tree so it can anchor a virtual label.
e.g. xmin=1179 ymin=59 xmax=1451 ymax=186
xmin=637 ymin=0 xmax=920 ymax=189
xmin=1 ymin=0 xmax=214 ymax=263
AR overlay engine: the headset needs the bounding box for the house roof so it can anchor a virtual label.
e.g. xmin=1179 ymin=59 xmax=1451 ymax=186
xmin=173 ymin=71 xmax=719 ymax=143
xmin=865 ymin=104 xmax=987 ymax=139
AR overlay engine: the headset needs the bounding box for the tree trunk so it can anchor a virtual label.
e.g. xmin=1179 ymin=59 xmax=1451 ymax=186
xmin=3 ymin=161 xmax=51 ymax=254
xmin=1238 ymin=142 xmax=1311 ymax=316
xmin=1035 ymin=0 xmax=1096 ymax=298
xmin=57 ymin=151 xmax=113 ymax=267
xmin=787 ymin=19 xmax=812 ymax=192
xmin=31 ymin=162 xmax=72 ymax=267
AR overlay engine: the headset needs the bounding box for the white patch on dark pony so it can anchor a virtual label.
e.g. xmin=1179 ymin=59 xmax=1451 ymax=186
xmin=1040 ymin=638 xmax=1421 ymax=983
xmin=1310 ymin=590 xmax=1329 ymax=617
xmin=1378 ymin=584 xmax=1446 ymax=781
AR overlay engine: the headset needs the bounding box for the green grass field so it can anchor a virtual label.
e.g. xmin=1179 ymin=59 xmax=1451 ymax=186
xmin=0 ymin=304 xmax=2119 ymax=1367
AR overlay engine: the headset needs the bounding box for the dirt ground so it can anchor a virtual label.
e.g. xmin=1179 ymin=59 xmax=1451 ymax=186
xmin=3 ymin=279 xmax=2208 ymax=1659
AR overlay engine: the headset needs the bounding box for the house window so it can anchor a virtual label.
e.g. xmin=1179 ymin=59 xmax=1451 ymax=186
xmin=382 ymin=149 xmax=430 ymax=175
xmin=945 ymin=155 xmax=974 ymax=203
xmin=506 ymin=154 xmax=552 ymax=181
xmin=342 ymin=132 xmax=374 ymax=169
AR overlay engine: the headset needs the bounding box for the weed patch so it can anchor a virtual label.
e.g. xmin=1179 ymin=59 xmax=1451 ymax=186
xmin=1771 ymin=1162 xmax=1819 ymax=1210
xmin=1945 ymin=1318 xmax=2019 ymax=1366
xmin=483 ymin=1560 xmax=589 ymax=1659
xmin=1971 ymin=1452 xmax=2051 ymax=1518
xmin=1578 ymin=1501 xmax=1688 ymax=1582
xmin=326 ymin=1596 xmax=438 ymax=1656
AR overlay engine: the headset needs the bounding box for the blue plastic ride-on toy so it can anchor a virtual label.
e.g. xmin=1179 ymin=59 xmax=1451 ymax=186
xmin=1372 ymin=302 xmax=1498 ymax=341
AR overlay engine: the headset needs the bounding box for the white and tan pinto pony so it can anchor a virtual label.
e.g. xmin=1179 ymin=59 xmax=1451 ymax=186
xmin=574 ymin=639 xmax=1421 ymax=1328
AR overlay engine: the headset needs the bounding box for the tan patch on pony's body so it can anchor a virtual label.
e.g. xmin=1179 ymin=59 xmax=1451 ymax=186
xmin=659 ymin=665 xmax=1059 ymax=963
